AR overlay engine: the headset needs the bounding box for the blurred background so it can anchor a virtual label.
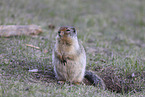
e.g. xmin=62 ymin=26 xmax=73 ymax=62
xmin=0 ymin=0 xmax=144 ymax=31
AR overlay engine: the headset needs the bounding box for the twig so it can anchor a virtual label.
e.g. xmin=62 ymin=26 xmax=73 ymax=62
xmin=28 ymin=69 xmax=39 ymax=72
xmin=25 ymin=44 xmax=40 ymax=49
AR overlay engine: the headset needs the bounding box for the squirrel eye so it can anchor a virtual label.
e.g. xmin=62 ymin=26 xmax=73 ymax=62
xmin=71 ymin=28 xmax=76 ymax=33
xmin=66 ymin=29 xmax=70 ymax=31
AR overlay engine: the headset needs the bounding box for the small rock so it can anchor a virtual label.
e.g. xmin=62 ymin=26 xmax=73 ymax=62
xmin=132 ymin=73 xmax=135 ymax=77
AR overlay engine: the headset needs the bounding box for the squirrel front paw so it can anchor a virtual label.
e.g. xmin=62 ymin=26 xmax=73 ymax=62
xmin=61 ymin=55 xmax=67 ymax=65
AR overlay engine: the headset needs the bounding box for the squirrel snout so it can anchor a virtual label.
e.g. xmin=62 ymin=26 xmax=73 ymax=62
xmin=58 ymin=31 xmax=64 ymax=37
xmin=58 ymin=31 xmax=70 ymax=37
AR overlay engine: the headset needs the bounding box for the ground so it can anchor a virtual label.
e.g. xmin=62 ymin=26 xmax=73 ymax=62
xmin=0 ymin=0 xmax=145 ymax=96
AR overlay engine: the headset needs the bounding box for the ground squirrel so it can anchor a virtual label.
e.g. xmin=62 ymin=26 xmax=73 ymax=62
xmin=52 ymin=26 xmax=105 ymax=89
xmin=52 ymin=26 xmax=86 ymax=84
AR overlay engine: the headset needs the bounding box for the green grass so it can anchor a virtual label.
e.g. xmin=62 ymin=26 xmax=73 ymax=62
xmin=0 ymin=0 xmax=145 ymax=96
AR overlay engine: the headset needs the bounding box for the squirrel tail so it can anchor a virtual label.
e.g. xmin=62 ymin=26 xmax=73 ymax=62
xmin=85 ymin=71 xmax=106 ymax=90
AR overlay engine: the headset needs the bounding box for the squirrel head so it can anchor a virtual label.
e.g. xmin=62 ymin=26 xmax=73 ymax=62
xmin=57 ymin=26 xmax=77 ymax=38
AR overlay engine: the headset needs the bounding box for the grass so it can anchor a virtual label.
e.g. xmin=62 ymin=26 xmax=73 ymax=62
xmin=0 ymin=0 xmax=145 ymax=96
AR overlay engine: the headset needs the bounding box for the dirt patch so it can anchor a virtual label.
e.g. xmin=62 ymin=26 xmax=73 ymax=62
xmin=95 ymin=66 xmax=144 ymax=93
xmin=2 ymin=60 xmax=144 ymax=94
xmin=29 ymin=66 xmax=144 ymax=93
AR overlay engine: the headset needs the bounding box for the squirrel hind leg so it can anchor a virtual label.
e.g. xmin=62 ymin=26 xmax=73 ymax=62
xmin=57 ymin=81 xmax=66 ymax=85
xmin=73 ymin=82 xmax=83 ymax=85
xmin=57 ymin=81 xmax=82 ymax=85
